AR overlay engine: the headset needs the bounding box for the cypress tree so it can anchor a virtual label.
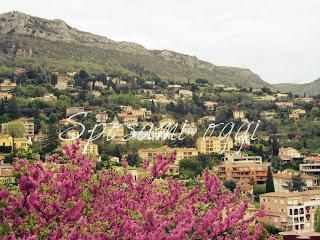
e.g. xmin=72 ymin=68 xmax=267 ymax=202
xmin=266 ymin=167 xmax=275 ymax=193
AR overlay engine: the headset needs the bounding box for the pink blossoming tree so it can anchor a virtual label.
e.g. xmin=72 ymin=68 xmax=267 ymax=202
xmin=0 ymin=143 xmax=270 ymax=239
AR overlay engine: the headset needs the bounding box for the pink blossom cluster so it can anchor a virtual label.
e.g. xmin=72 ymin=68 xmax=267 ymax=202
xmin=0 ymin=143 xmax=271 ymax=239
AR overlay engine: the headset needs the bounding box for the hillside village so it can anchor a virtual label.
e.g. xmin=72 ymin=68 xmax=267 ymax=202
xmin=2 ymin=66 xmax=320 ymax=237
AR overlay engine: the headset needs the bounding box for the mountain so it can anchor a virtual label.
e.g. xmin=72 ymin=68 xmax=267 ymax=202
xmin=0 ymin=11 xmax=270 ymax=88
xmin=274 ymin=78 xmax=320 ymax=96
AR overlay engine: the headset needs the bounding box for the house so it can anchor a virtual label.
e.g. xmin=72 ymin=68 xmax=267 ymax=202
xmin=0 ymin=79 xmax=16 ymax=91
xmin=276 ymin=93 xmax=289 ymax=98
xmin=104 ymin=116 xmax=125 ymax=140
xmin=14 ymin=67 xmax=26 ymax=75
xmin=95 ymin=81 xmax=108 ymax=89
xmin=0 ymin=164 xmax=15 ymax=184
xmin=304 ymin=156 xmax=320 ymax=163
xmin=168 ymin=84 xmax=181 ymax=89
xmin=213 ymin=162 xmax=268 ymax=184
xmin=279 ymin=147 xmax=302 ymax=163
xmin=66 ymin=72 xmax=77 ymax=77
xmin=65 ymin=129 xmax=80 ymax=139
xmin=196 ymin=136 xmax=233 ymax=154
xmin=238 ymin=180 xmax=254 ymax=195
xmin=260 ymin=110 xmax=277 ymax=120
xmin=159 ymin=117 xmax=176 ymax=127
xmin=57 ymin=75 xmax=70 ymax=82
xmin=0 ymin=135 xmax=28 ymax=150
xmin=32 ymin=93 xmax=57 ymax=102
xmin=181 ymin=121 xmax=197 ymax=136
xmin=0 ymin=92 xmax=12 ymax=100
xmin=96 ymin=111 xmax=109 ymax=123
xmin=234 ymin=131 xmax=251 ymax=146
xmin=295 ymin=97 xmax=314 ymax=103
xmin=119 ymin=112 xmax=139 ymax=125
xmin=111 ymin=78 xmax=127 ymax=86
xmin=253 ymin=95 xmax=276 ymax=101
xmin=119 ymin=106 xmax=150 ymax=124
xmin=233 ymin=110 xmax=248 ymax=122
xmin=203 ymin=101 xmax=218 ymax=110
xmin=58 ymin=118 xmax=77 ymax=126
xmin=293 ymin=108 xmax=306 ymax=115
xmin=66 ymin=107 xmax=85 ymax=117
xmin=55 ymin=81 xmax=73 ymax=90
xmin=275 ymin=102 xmax=294 ymax=108
xmin=152 ymin=94 xmax=171 ymax=104
xmin=289 ymin=112 xmax=300 ymax=121
xmin=197 ymin=115 xmax=216 ymax=124
xmin=273 ymin=172 xmax=319 ymax=193
xmin=178 ymin=89 xmax=193 ymax=98
xmin=260 ymin=190 xmax=320 ymax=232
xmin=223 ymin=86 xmax=239 ymax=92
xmin=233 ymin=110 xmax=245 ymax=120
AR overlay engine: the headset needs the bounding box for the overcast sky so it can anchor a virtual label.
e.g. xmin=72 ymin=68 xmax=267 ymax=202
xmin=1 ymin=0 xmax=320 ymax=84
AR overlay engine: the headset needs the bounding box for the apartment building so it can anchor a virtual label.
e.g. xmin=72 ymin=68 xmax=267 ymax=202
xmin=213 ymin=162 xmax=268 ymax=184
xmin=260 ymin=190 xmax=320 ymax=232
xmin=196 ymin=136 xmax=233 ymax=154
xmin=138 ymin=146 xmax=198 ymax=175
xmin=223 ymin=153 xmax=262 ymax=165
xmin=1 ymin=117 xmax=34 ymax=137
xmin=300 ymin=163 xmax=320 ymax=176
xmin=273 ymin=172 xmax=319 ymax=193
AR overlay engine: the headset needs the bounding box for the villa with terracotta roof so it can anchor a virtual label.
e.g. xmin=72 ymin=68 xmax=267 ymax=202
xmin=273 ymin=172 xmax=319 ymax=193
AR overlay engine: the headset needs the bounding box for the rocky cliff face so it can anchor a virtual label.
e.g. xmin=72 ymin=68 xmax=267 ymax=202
xmin=0 ymin=11 xmax=149 ymax=55
xmin=0 ymin=11 xmax=270 ymax=88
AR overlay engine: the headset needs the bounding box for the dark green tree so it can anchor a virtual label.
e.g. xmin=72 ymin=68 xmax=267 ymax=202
xmin=127 ymin=151 xmax=140 ymax=167
xmin=223 ymin=180 xmax=237 ymax=192
xmin=266 ymin=167 xmax=275 ymax=193
xmin=0 ymin=99 xmax=5 ymax=115
xmin=179 ymin=158 xmax=202 ymax=179
xmin=271 ymin=136 xmax=279 ymax=156
xmin=41 ymin=124 xmax=60 ymax=154
xmin=287 ymin=175 xmax=306 ymax=192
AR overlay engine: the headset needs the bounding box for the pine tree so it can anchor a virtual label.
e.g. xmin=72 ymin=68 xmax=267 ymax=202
xmin=266 ymin=167 xmax=275 ymax=193
xmin=288 ymin=175 xmax=306 ymax=192
xmin=42 ymin=124 xmax=60 ymax=154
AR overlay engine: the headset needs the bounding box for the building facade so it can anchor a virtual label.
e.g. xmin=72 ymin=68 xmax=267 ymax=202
xmin=213 ymin=162 xmax=268 ymax=184
xmin=196 ymin=136 xmax=233 ymax=154
xmin=260 ymin=190 xmax=320 ymax=233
